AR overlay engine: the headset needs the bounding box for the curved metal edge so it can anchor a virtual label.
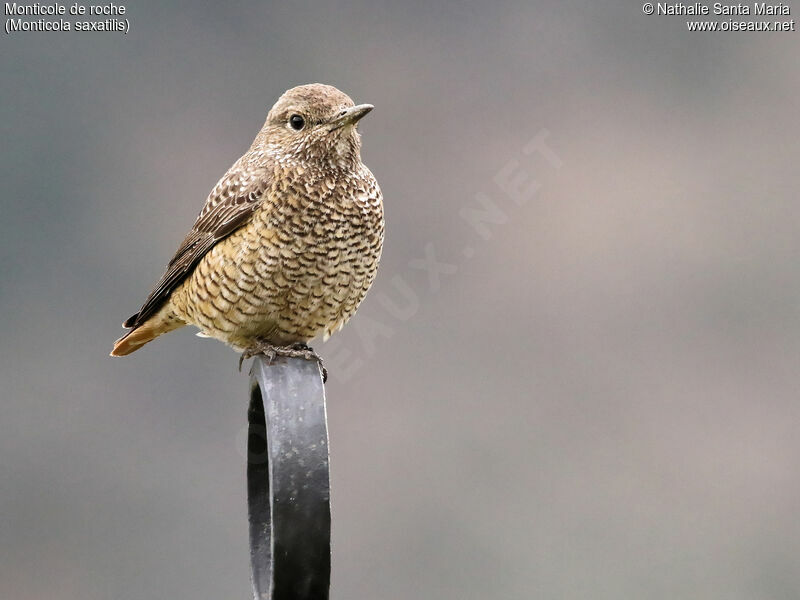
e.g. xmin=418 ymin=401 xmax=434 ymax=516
xmin=247 ymin=355 xmax=330 ymax=600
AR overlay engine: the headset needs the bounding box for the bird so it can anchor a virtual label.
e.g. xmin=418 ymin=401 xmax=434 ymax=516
xmin=110 ymin=83 xmax=384 ymax=379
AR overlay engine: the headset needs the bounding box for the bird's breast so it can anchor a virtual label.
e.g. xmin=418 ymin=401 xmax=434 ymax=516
xmin=178 ymin=169 xmax=383 ymax=347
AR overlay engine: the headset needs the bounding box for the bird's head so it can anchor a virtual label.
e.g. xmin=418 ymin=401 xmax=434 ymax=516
xmin=256 ymin=83 xmax=373 ymax=169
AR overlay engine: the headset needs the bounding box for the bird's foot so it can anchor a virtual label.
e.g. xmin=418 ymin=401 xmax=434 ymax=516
xmin=239 ymin=341 xmax=327 ymax=382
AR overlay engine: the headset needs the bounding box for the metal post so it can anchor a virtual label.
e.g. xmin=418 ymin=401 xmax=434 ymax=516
xmin=247 ymin=355 xmax=330 ymax=600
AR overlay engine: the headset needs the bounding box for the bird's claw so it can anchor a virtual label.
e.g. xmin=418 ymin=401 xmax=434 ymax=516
xmin=238 ymin=346 xmax=275 ymax=371
xmin=239 ymin=342 xmax=327 ymax=382
xmin=287 ymin=343 xmax=328 ymax=383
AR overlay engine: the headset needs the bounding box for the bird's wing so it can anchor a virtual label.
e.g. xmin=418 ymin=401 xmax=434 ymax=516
xmin=123 ymin=160 xmax=271 ymax=329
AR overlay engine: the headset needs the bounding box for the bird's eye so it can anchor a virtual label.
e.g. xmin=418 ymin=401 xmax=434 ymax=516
xmin=289 ymin=114 xmax=305 ymax=131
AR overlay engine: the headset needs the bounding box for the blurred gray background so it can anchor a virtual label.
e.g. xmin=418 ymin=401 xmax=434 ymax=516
xmin=2 ymin=1 xmax=799 ymax=598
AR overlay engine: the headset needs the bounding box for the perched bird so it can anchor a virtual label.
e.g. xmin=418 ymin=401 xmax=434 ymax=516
xmin=111 ymin=84 xmax=384 ymax=377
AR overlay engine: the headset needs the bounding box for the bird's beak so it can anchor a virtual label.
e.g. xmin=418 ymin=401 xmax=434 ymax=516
xmin=328 ymin=104 xmax=374 ymax=130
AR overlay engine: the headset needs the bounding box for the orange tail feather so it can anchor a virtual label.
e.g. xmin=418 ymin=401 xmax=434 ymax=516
xmin=110 ymin=324 xmax=160 ymax=356
xmin=110 ymin=315 xmax=184 ymax=357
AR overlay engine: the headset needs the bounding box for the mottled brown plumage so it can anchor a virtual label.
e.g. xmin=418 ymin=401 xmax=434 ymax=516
xmin=111 ymin=84 xmax=384 ymax=371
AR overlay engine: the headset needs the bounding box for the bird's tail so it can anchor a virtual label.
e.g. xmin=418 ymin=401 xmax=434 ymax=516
xmin=110 ymin=311 xmax=185 ymax=357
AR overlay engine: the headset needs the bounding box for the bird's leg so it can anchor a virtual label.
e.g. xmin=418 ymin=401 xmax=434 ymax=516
xmin=239 ymin=341 xmax=327 ymax=382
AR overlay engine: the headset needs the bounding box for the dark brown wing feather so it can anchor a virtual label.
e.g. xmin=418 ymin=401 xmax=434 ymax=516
xmin=124 ymin=161 xmax=271 ymax=329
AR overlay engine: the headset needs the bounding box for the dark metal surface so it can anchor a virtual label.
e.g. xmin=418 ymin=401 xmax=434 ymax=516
xmin=247 ymin=356 xmax=330 ymax=600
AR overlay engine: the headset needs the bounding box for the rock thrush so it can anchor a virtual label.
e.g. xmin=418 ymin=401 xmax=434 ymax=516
xmin=111 ymin=84 xmax=384 ymax=376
